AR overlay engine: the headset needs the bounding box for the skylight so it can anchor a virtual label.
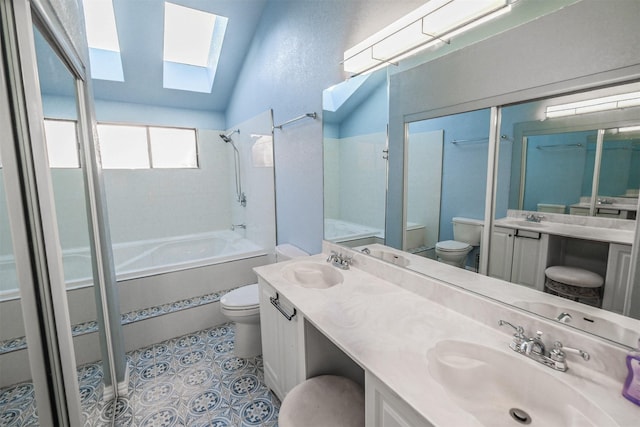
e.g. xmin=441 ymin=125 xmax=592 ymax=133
xmin=162 ymin=2 xmax=228 ymax=93
xmin=164 ymin=3 xmax=216 ymax=67
xmin=82 ymin=0 xmax=124 ymax=81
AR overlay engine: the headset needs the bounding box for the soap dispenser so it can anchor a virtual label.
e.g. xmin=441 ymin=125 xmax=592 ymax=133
xmin=622 ymin=338 xmax=640 ymax=406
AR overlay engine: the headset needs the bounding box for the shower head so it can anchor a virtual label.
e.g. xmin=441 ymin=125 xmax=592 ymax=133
xmin=219 ymin=129 xmax=240 ymax=143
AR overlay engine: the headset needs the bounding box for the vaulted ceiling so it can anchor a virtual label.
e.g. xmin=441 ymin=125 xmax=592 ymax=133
xmin=88 ymin=0 xmax=268 ymax=112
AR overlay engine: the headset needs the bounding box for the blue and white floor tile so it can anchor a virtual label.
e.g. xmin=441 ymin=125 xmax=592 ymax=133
xmin=0 ymin=324 xmax=280 ymax=426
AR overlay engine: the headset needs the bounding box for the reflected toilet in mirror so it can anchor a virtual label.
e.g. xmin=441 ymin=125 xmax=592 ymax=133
xmin=435 ymin=217 xmax=484 ymax=269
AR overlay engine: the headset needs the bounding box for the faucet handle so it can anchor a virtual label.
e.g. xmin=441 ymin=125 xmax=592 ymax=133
xmin=550 ymin=341 xmax=590 ymax=367
xmin=553 ymin=341 xmax=590 ymax=361
xmin=499 ymin=320 xmax=526 ymax=351
xmin=498 ymin=320 xmax=525 ymax=336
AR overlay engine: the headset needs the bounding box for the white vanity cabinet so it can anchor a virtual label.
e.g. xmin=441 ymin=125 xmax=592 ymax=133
xmin=603 ymin=244 xmax=633 ymax=314
xmin=258 ymin=279 xmax=303 ymax=401
xmin=511 ymin=230 xmax=549 ymax=290
xmin=488 ymin=226 xmax=514 ymax=281
xmin=365 ymin=372 xmax=433 ymax=427
xmin=489 ymin=227 xmax=548 ymax=290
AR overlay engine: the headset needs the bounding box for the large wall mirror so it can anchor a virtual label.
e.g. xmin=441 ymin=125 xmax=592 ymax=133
xmin=323 ymin=78 xmax=640 ymax=349
xmin=402 ymin=109 xmax=490 ymax=267
xmin=322 ymin=69 xmax=388 ymax=247
xmin=500 ymin=89 xmax=640 ymax=220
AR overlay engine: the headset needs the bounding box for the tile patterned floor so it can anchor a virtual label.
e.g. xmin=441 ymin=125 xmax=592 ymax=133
xmin=1 ymin=324 xmax=280 ymax=426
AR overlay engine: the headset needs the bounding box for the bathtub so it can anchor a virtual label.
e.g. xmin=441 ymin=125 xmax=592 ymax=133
xmin=0 ymin=230 xmax=266 ymax=301
xmin=324 ymin=218 xmax=384 ymax=247
xmin=0 ymin=229 xmax=269 ymax=386
xmin=114 ymin=230 xmax=265 ymax=281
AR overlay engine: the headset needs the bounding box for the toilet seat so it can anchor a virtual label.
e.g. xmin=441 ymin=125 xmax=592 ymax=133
xmin=221 ymin=284 xmax=259 ymax=310
xmin=435 ymin=240 xmax=471 ymax=252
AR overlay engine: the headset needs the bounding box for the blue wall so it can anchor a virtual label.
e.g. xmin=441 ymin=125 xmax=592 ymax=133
xmin=338 ymin=81 xmax=388 ymax=138
xmin=407 ymin=109 xmax=491 ymax=241
xmin=95 ymin=100 xmax=224 ymax=129
xmin=523 ymin=131 xmax=595 ymax=210
xmin=225 ymin=0 xmax=425 ymax=254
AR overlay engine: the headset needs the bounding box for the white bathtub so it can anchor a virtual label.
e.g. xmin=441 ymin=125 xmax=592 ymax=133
xmin=115 ymin=230 xmax=265 ymax=281
xmin=324 ymin=218 xmax=384 ymax=243
xmin=0 ymin=230 xmax=266 ymax=300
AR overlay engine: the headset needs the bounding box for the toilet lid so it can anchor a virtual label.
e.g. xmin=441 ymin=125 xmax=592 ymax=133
xmin=436 ymin=240 xmax=471 ymax=252
xmin=221 ymin=284 xmax=259 ymax=309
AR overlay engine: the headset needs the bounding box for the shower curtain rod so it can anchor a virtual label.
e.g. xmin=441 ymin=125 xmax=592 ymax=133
xmin=273 ymin=112 xmax=317 ymax=130
xmin=537 ymin=143 xmax=583 ymax=151
xmin=451 ymin=135 xmax=512 ymax=145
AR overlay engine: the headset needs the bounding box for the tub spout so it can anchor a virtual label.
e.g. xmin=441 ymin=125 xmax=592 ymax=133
xmin=231 ymin=224 xmax=246 ymax=231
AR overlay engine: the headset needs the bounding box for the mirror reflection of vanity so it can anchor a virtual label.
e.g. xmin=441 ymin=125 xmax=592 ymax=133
xmin=323 ymin=3 xmax=640 ymax=350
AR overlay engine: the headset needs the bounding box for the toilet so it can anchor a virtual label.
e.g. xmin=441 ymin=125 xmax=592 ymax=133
xmin=435 ymin=217 xmax=484 ymax=268
xmin=220 ymin=244 xmax=309 ymax=358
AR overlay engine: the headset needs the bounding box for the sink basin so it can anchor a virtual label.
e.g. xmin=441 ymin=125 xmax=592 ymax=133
xmin=366 ymin=249 xmax=410 ymax=267
xmin=281 ymin=262 xmax=344 ymax=289
xmin=513 ymin=301 xmax=639 ymax=348
xmin=427 ymin=340 xmax=617 ymax=426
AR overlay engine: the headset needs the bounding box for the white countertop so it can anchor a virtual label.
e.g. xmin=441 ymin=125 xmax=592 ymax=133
xmin=494 ymin=217 xmax=634 ymax=245
xmin=570 ymin=202 xmax=638 ymax=211
xmin=254 ymin=254 xmax=640 ymax=426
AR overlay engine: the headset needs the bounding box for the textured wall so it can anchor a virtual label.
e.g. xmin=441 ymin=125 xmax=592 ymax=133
xmin=226 ymin=0 xmax=426 ymax=254
xmin=43 ymin=0 xmax=89 ymax=65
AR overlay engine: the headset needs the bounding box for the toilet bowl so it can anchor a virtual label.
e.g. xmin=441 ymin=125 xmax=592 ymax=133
xmin=221 ymin=284 xmax=261 ymax=358
xmin=220 ymin=244 xmax=308 ymax=358
xmin=435 ymin=240 xmax=473 ymax=268
xmin=435 ymin=217 xmax=484 ymax=269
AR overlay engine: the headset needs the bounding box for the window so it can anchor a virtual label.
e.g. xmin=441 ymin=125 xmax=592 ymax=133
xmin=43 ymin=119 xmax=79 ymax=168
xmin=97 ymin=123 xmax=198 ymax=169
xmin=81 ymin=0 xmax=124 ymax=81
xmin=162 ymin=2 xmax=228 ymax=93
xmin=149 ymin=127 xmax=198 ymax=168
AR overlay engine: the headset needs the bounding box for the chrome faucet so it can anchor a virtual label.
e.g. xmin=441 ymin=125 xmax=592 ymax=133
xmin=523 ymin=213 xmax=544 ymax=223
xmin=597 ymin=197 xmax=612 ymax=205
xmin=498 ymin=320 xmax=590 ymax=372
xmin=556 ymin=312 xmax=572 ymax=323
xmin=522 ymin=331 xmax=545 ymax=356
xmin=231 ymin=223 xmax=246 ymax=230
xmin=326 ymin=250 xmax=353 ymax=270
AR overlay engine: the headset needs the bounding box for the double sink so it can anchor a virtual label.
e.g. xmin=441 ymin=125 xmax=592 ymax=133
xmin=275 ymin=257 xmax=630 ymax=426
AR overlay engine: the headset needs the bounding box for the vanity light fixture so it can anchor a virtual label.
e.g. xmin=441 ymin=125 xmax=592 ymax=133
xmin=618 ymin=125 xmax=640 ymax=133
xmin=342 ymin=0 xmax=514 ymax=76
xmin=545 ymin=91 xmax=640 ymax=119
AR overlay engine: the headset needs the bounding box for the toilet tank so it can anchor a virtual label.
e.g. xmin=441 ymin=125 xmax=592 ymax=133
xmin=452 ymin=217 xmax=484 ymax=246
xmin=275 ymin=244 xmax=309 ymax=262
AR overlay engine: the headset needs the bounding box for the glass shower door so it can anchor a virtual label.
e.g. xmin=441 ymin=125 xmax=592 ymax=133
xmin=0 ymin=0 xmax=124 ymax=424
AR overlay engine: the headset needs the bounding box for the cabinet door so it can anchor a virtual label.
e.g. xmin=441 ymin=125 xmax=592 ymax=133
xmin=511 ymin=231 xmax=548 ymax=291
xmin=258 ymin=279 xmax=301 ymax=401
xmin=603 ymin=244 xmax=633 ymax=314
xmin=365 ymin=372 xmax=433 ymax=427
xmin=488 ymin=227 xmax=514 ymax=281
